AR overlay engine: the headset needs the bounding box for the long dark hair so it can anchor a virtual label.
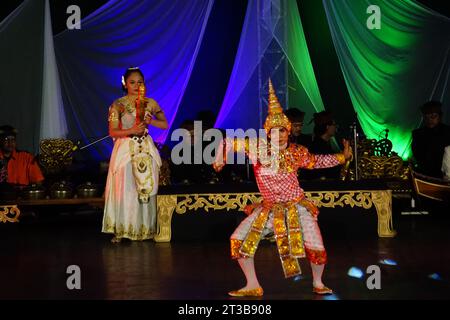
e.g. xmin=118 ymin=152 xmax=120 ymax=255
xmin=122 ymin=67 xmax=145 ymax=92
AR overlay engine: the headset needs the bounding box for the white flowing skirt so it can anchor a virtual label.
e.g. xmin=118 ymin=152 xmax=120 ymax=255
xmin=102 ymin=135 xmax=161 ymax=240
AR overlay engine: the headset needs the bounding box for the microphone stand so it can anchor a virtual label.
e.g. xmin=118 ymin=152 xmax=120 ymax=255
xmin=246 ymin=156 xmax=250 ymax=181
xmin=350 ymin=122 xmax=359 ymax=181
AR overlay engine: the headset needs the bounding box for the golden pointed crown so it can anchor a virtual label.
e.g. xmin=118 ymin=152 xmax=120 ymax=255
xmin=263 ymin=79 xmax=291 ymax=133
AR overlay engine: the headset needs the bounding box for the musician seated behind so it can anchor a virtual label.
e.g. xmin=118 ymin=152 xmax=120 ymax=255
xmin=412 ymin=101 xmax=450 ymax=178
xmin=285 ymin=108 xmax=312 ymax=148
xmin=170 ymin=119 xmax=201 ymax=184
xmin=301 ymin=111 xmax=342 ymax=180
xmin=0 ymin=125 xmax=44 ymax=186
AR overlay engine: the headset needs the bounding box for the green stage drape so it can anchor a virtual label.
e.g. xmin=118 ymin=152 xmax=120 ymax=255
xmin=285 ymin=0 xmax=326 ymax=135
xmin=323 ymin=0 xmax=450 ymax=158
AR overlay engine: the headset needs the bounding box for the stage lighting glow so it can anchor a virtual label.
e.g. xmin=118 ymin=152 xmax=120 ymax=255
xmin=322 ymin=294 xmax=340 ymax=300
xmin=428 ymin=273 xmax=442 ymax=281
xmin=293 ymin=275 xmax=303 ymax=282
xmin=347 ymin=267 xmax=364 ymax=279
xmin=379 ymin=259 xmax=397 ymax=266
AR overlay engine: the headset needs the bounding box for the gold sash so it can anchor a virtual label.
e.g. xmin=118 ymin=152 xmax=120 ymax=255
xmin=129 ymin=135 xmax=154 ymax=203
xmin=238 ymin=199 xmax=308 ymax=278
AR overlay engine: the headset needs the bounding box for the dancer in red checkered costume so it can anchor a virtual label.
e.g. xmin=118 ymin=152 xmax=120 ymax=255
xmin=213 ymin=80 xmax=352 ymax=297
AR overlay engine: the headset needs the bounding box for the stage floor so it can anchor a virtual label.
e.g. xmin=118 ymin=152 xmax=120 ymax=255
xmin=1 ymin=210 xmax=449 ymax=300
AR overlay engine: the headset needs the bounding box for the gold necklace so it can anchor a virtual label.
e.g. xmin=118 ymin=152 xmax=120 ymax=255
xmin=123 ymin=96 xmax=136 ymax=114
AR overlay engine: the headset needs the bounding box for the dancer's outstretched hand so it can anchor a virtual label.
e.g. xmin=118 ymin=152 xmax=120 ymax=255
xmin=342 ymin=139 xmax=353 ymax=161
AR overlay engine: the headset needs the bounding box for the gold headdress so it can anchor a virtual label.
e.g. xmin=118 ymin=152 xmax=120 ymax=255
xmin=263 ymin=79 xmax=291 ymax=134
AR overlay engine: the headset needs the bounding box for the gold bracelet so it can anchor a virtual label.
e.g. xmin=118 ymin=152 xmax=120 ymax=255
xmin=335 ymin=153 xmax=346 ymax=165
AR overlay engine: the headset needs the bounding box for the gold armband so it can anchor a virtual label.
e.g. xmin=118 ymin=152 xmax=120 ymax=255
xmin=232 ymin=138 xmax=250 ymax=153
xmin=108 ymin=111 xmax=119 ymax=122
xmin=305 ymin=154 xmax=316 ymax=169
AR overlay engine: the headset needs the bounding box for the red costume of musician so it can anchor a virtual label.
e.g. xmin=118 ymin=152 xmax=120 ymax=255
xmin=0 ymin=125 xmax=44 ymax=186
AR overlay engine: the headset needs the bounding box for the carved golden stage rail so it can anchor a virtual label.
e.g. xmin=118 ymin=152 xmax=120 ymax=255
xmin=0 ymin=198 xmax=104 ymax=224
xmin=154 ymin=190 xmax=395 ymax=242
xmin=1 ymin=190 xmax=395 ymax=240
xmin=0 ymin=205 xmax=20 ymax=223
